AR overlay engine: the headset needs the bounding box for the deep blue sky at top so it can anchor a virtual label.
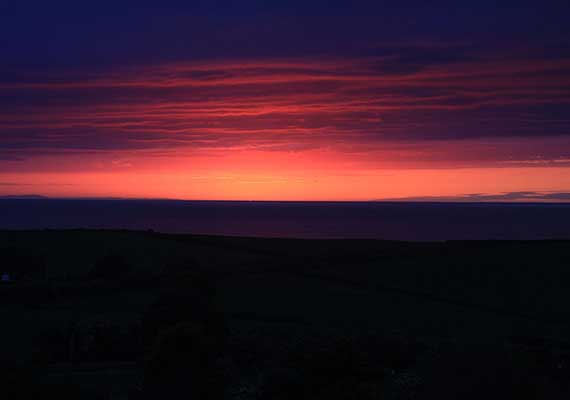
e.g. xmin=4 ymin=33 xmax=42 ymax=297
xmin=2 ymin=1 xmax=569 ymax=69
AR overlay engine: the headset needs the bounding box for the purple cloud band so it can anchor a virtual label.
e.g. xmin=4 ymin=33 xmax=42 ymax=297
xmin=1 ymin=43 xmax=569 ymax=166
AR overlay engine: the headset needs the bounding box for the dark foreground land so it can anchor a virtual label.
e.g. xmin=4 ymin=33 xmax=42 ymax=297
xmin=2 ymin=229 xmax=570 ymax=399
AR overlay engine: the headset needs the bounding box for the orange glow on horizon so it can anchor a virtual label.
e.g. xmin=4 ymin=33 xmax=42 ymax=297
xmin=2 ymin=165 xmax=570 ymax=201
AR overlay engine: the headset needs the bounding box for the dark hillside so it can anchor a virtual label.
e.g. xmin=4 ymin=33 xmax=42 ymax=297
xmin=2 ymin=230 xmax=570 ymax=398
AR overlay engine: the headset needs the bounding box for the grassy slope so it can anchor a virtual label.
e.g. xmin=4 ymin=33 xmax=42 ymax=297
xmin=2 ymin=230 xmax=570 ymax=358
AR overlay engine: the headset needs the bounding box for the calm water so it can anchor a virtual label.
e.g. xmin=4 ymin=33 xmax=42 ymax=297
xmin=1 ymin=199 xmax=570 ymax=241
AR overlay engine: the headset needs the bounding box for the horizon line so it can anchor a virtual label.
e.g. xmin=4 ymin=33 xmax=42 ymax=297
xmin=1 ymin=194 xmax=570 ymax=204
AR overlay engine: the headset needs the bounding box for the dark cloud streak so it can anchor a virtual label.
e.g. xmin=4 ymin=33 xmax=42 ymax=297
xmin=387 ymin=192 xmax=570 ymax=202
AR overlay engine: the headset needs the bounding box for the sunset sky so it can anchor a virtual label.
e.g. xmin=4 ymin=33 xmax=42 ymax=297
xmin=1 ymin=1 xmax=570 ymax=201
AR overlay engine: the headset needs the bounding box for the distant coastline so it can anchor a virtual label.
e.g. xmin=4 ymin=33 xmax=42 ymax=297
xmin=1 ymin=198 xmax=569 ymax=241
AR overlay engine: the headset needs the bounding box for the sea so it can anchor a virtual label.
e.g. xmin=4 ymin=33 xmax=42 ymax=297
xmin=1 ymin=199 xmax=570 ymax=241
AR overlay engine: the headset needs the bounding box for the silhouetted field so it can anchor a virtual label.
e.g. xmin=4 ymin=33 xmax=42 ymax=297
xmin=1 ymin=229 xmax=570 ymax=399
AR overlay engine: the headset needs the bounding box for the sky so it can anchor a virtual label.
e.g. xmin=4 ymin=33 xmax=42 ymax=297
xmin=1 ymin=1 xmax=570 ymax=201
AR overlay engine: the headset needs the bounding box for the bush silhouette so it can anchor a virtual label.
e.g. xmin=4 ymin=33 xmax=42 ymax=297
xmin=142 ymin=322 xmax=226 ymax=400
xmin=0 ymin=247 xmax=47 ymax=281
xmin=74 ymin=320 xmax=142 ymax=362
xmin=88 ymin=252 xmax=132 ymax=280
xmin=259 ymin=334 xmax=392 ymax=400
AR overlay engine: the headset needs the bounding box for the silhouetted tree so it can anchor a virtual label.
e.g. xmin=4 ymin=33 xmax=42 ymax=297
xmin=142 ymin=266 xmax=226 ymax=349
